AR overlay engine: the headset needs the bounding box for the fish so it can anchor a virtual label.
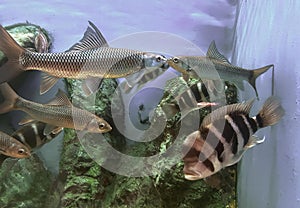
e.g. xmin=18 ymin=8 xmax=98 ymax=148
xmin=0 ymin=130 xmax=31 ymax=158
xmin=182 ymin=96 xmax=284 ymax=180
xmin=0 ymin=121 xmax=62 ymax=165
xmin=0 ymin=82 xmax=112 ymax=134
xmin=161 ymin=81 xmax=219 ymax=120
xmin=121 ymin=67 xmax=166 ymax=93
xmin=0 ymin=21 xmax=168 ymax=95
xmin=167 ymin=41 xmax=273 ymax=98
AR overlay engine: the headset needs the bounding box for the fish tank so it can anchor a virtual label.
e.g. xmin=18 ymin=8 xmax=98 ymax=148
xmin=0 ymin=0 xmax=298 ymax=208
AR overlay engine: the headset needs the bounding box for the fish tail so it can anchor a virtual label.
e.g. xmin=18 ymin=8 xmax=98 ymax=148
xmin=0 ymin=82 xmax=19 ymax=114
xmin=0 ymin=25 xmax=25 ymax=83
xmin=249 ymin=64 xmax=274 ymax=98
xmin=256 ymin=96 xmax=285 ymax=127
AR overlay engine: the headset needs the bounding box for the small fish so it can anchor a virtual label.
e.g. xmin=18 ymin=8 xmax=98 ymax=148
xmin=0 ymin=122 xmax=62 ymax=165
xmin=34 ymin=29 xmax=49 ymax=53
xmin=182 ymin=96 xmax=284 ymax=180
xmin=11 ymin=121 xmax=63 ymax=150
xmin=161 ymin=81 xmax=218 ymax=120
xmin=0 ymin=83 xmax=112 ymax=134
xmin=167 ymin=41 xmax=273 ymax=98
xmin=0 ymin=21 xmax=168 ymax=95
xmin=121 ymin=67 xmax=166 ymax=93
xmin=0 ymin=130 xmax=31 ymax=158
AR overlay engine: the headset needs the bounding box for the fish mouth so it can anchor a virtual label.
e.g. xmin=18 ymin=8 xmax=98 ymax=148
xmin=161 ymin=62 xmax=169 ymax=69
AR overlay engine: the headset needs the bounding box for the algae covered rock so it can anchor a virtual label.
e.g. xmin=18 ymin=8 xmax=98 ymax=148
xmin=0 ymin=156 xmax=53 ymax=208
xmin=0 ymin=23 xmax=55 ymax=208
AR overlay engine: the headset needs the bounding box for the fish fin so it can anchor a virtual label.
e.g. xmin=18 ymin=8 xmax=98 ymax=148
xmin=206 ymin=41 xmax=231 ymax=64
xmin=40 ymin=73 xmax=60 ymax=94
xmin=19 ymin=116 xmax=35 ymax=125
xmin=67 ymin=21 xmax=108 ymax=52
xmin=0 ymin=83 xmax=19 ymax=114
xmin=249 ymin=64 xmax=274 ymax=99
xmin=176 ymin=102 xmax=218 ymax=124
xmin=0 ymin=25 xmax=25 ymax=83
xmin=44 ymin=125 xmax=62 ymax=135
xmin=201 ymin=99 xmax=255 ymax=128
xmin=245 ymin=135 xmax=265 ymax=149
xmin=82 ymin=77 xmax=103 ymax=96
xmin=256 ymin=96 xmax=285 ymax=127
xmin=47 ymin=90 xmax=72 ymax=106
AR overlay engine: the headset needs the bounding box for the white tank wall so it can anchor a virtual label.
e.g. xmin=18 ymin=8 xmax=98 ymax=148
xmin=232 ymin=1 xmax=300 ymax=207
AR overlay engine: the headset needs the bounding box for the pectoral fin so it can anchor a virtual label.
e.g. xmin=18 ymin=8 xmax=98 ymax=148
xmin=82 ymin=77 xmax=103 ymax=96
xmin=40 ymin=73 xmax=60 ymax=94
xmin=245 ymin=135 xmax=265 ymax=149
xmin=19 ymin=116 xmax=35 ymax=125
xmin=44 ymin=125 xmax=62 ymax=135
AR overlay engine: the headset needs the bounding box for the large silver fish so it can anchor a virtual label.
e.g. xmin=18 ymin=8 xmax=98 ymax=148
xmin=182 ymin=96 xmax=284 ymax=180
xmin=0 ymin=121 xmax=62 ymax=165
xmin=0 ymin=83 xmax=112 ymax=134
xmin=0 ymin=130 xmax=31 ymax=158
xmin=167 ymin=41 xmax=273 ymax=98
xmin=0 ymin=21 xmax=168 ymax=94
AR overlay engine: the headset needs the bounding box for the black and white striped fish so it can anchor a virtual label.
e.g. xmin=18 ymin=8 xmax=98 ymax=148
xmin=182 ymin=96 xmax=284 ymax=180
xmin=121 ymin=67 xmax=166 ymax=93
xmin=161 ymin=81 xmax=218 ymax=120
xmin=0 ymin=122 xmax=63 ymax=165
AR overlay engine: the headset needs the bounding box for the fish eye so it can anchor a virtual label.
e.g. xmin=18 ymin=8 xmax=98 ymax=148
xmin=156 ymin=55 xmax=162 ymax=62
xmin=18 ymin=148 xmax=25 ymax=154
xmin=173 ymin=57 xmax=179 ymax=63
xmin=99 ymin=123 xmax=106 ymax=129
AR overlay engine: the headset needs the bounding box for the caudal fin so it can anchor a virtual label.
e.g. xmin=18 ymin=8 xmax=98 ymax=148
xmin=249 ymin=64 xmax=274 ymax=99
xmin=0 ymin=82 xmax=19 ymax=114
xmin=0 ymin=25 xmax=25 ymax=84
xmin=256 ymin=96 xmax=285 ymax=127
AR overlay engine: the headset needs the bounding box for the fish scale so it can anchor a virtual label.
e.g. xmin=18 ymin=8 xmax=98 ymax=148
xmin=20 ymin=48 xmax=144 ymax=79
xmin=0 ymin=21 xmax=168 ymax=94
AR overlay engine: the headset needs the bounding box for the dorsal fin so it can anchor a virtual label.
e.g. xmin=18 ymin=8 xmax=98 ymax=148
xmin=47 ymin=90 xmax=72 ymax=106
xmin=206 ymin=41 xmax=231 ymax=64
xmin=201 ymin=99 xmax=255 ymax=128
xmin=67 ymin=21 xmax=108 ymax=52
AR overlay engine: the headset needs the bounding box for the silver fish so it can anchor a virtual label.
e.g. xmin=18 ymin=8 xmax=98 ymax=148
xmin=0 ymin=21 xmax=168 ymax=94
xmin=167 ymin=41 xmax=273 ymax=98
xmin=0 ymin=83 xmax=112 ymax=133
xmin=0 ymin=130 xmax=31 ymax=158
xmin=182 ymin=96 xmax=284 ymax=180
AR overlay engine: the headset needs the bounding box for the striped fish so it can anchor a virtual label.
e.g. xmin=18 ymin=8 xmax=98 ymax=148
xmin=0 ymin=122 xmax=62 ymax=165
xmin=161 ymin=81 xmax=218 ymax=120
xmin=182 ymin=96 xmax=284 ymax=180
xmin=121 ymin=67 xmax=166 ymax=93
